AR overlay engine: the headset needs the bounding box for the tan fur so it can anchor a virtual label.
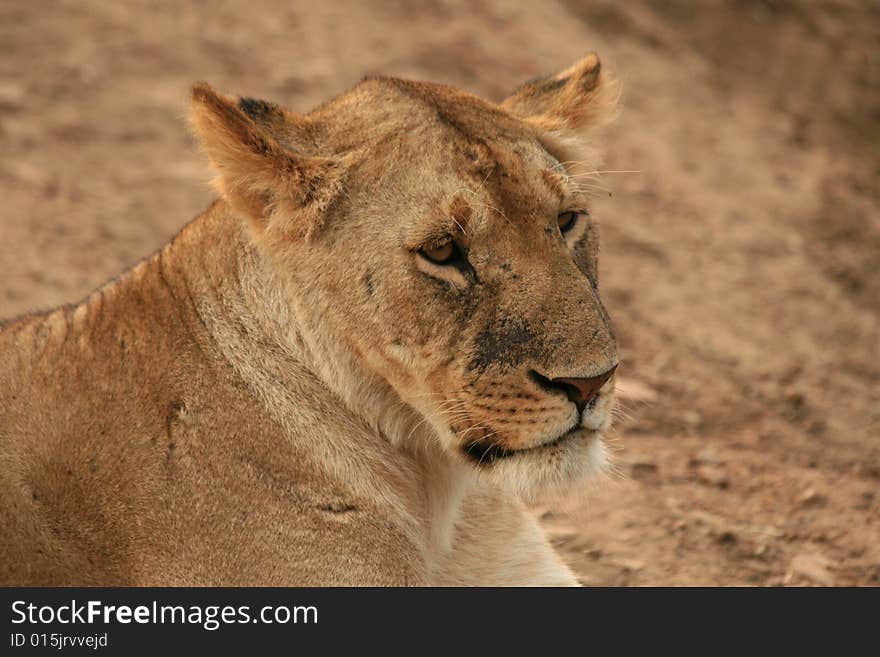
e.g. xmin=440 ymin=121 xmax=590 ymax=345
xmin=0 ymin=55 xmax=618 ymax=586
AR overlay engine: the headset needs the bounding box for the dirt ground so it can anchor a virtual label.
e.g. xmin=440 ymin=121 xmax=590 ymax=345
xmin=1 ymin=0 xmax=877 ymax=585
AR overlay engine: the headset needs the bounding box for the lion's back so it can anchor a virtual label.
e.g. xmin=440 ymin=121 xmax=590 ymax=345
xmin=0 ymin=294 xmax=426 ymax=586
xmin=0 ymin=295 xmax=215 ymax=584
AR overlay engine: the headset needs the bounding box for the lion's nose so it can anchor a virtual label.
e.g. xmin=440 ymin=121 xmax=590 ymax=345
xmin=532 ymin=364 xmax=618 ymax=414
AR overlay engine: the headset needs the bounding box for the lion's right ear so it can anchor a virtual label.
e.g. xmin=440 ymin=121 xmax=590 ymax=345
xmin=501 ymin=54 xmax=619 ymax=163
xmin=189 ymin=83 xmax=346 ymax=237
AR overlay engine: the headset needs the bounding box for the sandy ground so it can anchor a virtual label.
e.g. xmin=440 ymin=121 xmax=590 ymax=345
xmin=1 ymin=0 xmax=877 ymax=585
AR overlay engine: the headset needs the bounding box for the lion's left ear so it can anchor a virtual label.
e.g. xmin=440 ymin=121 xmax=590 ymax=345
xmin=189 ymin=82 xmax=349 ymax=238
xmin=501 ymin=53 xmax=619 ymax=147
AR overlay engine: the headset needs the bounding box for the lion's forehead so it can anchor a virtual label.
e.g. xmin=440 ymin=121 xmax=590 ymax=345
xmin=316 ymin=76 xmax=566 ymax=179
xmin=350 ymin=139 xmax=570 ymax=244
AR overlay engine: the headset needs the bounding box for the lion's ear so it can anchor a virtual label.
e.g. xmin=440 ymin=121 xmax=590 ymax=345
xmin=189 ymin=83 xmax=346 ymax=237
xmin=501 ymin=54 xmax=619 ymax=148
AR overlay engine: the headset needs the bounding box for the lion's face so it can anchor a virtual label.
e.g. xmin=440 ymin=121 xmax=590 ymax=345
xmin=191 ymin=55 xmax=620 ymax=495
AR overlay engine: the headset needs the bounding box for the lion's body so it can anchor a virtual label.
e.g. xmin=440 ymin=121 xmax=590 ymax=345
xmin=0 ymin=205 xmax=574 ymax=585
xmin=1 ymin=55 xmax=620 ymax=586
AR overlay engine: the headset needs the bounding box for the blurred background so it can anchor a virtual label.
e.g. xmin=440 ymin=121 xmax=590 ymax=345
xmin=1 ymin=0 xmax=877 ymax=585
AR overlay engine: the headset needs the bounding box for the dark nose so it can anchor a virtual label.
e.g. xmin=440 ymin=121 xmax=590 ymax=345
xmin=531 ymin=364 xmax=618 ymax=414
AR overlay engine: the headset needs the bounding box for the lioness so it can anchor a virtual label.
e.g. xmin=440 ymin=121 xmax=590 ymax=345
xmin=0 ymin=54 xmax=619 ymax=586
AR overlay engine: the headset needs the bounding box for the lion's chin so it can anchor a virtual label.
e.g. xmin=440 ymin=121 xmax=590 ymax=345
xmin=469 ymin=428 xmax=609 ymax=502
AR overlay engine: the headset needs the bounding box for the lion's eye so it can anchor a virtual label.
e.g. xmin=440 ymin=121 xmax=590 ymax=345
xmin=419 ymin=241 xmax=458 ymax=265
xmin=557 ymin=211 xmax=580 ymax=234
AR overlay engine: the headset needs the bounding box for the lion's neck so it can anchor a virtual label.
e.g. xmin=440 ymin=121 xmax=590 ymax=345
xmin=169 ymin=203 xmax=427 ymax=448
xmin=162 ymin=202 xmax=474 ymax=552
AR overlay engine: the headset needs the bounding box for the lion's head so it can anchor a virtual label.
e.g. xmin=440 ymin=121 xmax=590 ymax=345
xmin=191 ymin=54 xmax=620 ymax=496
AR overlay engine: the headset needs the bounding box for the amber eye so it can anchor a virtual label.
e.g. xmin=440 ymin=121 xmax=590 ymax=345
xmin=557 ymin=211 xmax=580 ymax=234
xmin=420 ymin=241 xmax=457 ymax=265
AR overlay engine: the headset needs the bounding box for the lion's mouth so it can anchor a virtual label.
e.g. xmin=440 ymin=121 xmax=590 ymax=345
xmin=461 ymin=423 xmax=589 ymax=465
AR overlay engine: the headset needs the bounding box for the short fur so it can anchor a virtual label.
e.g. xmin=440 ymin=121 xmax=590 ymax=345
xmin=0 ymin=55 xmax=619 ymax=585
